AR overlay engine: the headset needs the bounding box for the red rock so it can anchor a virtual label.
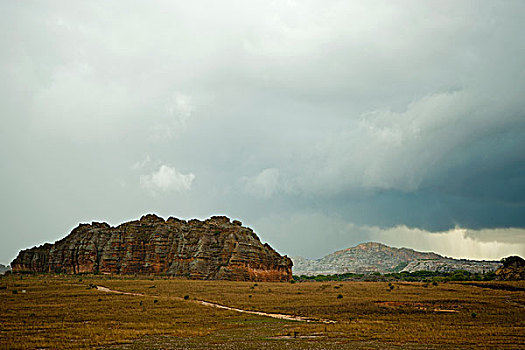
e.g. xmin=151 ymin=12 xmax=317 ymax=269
xmin=11 ymin=215 xmax=292 ymax=281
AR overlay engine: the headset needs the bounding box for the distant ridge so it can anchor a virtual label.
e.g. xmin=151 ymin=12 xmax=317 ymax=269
xmin=292 ymin=242 xmax=501 ymax=275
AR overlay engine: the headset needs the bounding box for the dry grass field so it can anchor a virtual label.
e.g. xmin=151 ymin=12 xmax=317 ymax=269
xmin=1 ymin=274 xmax=524 ymax=349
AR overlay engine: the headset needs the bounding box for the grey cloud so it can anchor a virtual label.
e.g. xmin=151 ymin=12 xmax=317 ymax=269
xmin=253 ymin=212 xmax=367 ymax=259
xmin=243 ymin=168 xmax=280 ymax=199
xmin=286 ymin=88 xmax=525 ymax=196
xmin=140 ymin=165 xmax=195 ymax=195
xmin=464 ymin=228 xmax=525 ymax=245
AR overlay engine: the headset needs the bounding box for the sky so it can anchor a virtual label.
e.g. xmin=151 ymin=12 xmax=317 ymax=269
xmin=1 ymin=1 xmax=525 ymax=265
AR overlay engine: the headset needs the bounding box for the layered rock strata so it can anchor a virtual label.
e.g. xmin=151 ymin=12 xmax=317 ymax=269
xmin=11 ymin=215 xmax=292 ymax=281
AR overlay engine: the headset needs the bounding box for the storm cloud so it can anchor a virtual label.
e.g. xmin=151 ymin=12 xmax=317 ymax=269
xmin=1 ymin=1 xmax=524 ymax=263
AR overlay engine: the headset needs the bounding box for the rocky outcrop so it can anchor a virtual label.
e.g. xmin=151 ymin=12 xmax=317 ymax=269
xmin=11 ymin=215 xmax=292 ymax=281
xmin=292 ymin=242 xmax=501 ymax=276
xmin=495 ymin=256 xmax=525 ymax=280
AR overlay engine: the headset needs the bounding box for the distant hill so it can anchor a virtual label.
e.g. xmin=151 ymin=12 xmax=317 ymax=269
xmin=292 ymin=242 xmax=501 ymax=275
xmin=0 ymin=264 xmax=10 ymax=275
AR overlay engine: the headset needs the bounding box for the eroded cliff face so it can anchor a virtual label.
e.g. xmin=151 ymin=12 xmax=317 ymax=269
xmin=11 ymin=215 xmax=292 ymax=281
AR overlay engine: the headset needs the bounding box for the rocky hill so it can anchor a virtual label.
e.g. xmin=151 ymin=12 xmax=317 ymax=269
xmin=292 ymin=242 xmax=501 ymax=275
xmin=11 ymin=215 xmax=292 ymax=281
xmin=495 ymin=256 xmax=525 ymax=280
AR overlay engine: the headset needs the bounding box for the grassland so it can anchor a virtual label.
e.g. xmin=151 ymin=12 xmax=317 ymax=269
xmin=1 ymin=274 xmax=524 ymax=349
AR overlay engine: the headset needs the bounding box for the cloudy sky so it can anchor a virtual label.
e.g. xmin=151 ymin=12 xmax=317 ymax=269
xmin=2 ymin=1 xmax=525 ymax=264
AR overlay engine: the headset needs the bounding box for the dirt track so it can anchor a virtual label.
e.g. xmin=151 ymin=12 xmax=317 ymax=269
xmin=96 ymin=285 xmax=336 ymax=324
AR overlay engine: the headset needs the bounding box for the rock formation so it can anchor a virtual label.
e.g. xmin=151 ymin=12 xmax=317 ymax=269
xmin=11 ymin=215 xmax=292 ymax=281
xmin=495 ymin=256 xmax=525 ymax=280
xmin=292 ymin=242 xmax=501 ymax=276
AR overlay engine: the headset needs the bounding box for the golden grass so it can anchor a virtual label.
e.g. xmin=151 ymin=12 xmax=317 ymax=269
xmin=1 ymin=274 xmax=524 ymax=349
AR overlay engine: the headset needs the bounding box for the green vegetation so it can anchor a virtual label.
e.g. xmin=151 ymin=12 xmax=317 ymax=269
xmin=294 ymin=270 xmax=497 ymax=282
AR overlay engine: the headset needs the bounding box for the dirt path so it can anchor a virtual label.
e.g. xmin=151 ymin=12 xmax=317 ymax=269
xmin=96 ymin=286 xmax=144 ymax=296
xmin=96 ymin=285 xmax=336 ymax=324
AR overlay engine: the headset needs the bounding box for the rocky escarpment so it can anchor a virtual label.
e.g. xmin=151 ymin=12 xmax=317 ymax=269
xmin=11 ymin=215 xmax=292 ymax=281
xmin=293 ymin=242 xmax=501 ymax=276
xmin=495 ymin=256 xmax=525 ymax=280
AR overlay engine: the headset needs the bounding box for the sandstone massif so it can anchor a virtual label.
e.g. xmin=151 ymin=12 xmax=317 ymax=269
xmin=11 ymin=215 xmax=292 ymax=281
xmin=292 ymin=242 xmax=502 ymax=276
